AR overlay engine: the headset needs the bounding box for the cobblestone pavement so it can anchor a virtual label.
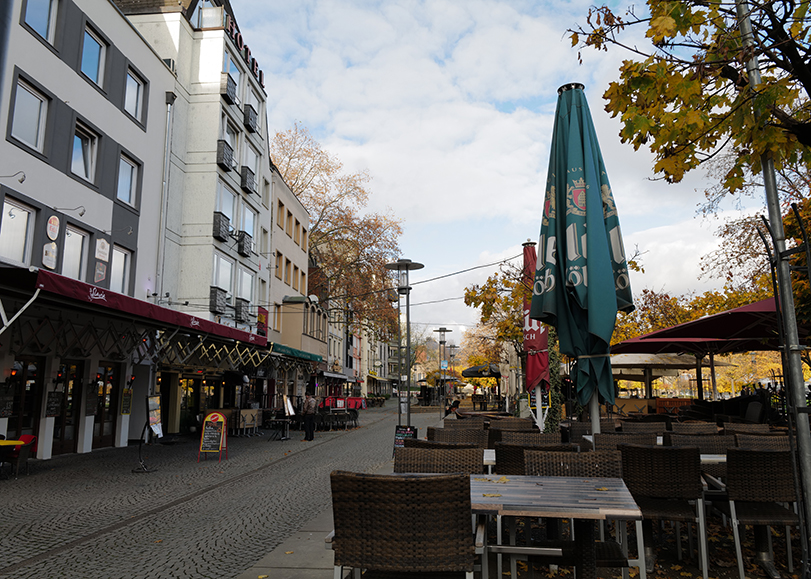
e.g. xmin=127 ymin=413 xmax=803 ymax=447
xmin=0 ymin=405 xmax=443 ymax=579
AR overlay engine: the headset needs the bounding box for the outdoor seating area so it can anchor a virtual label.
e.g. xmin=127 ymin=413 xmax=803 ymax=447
xmin=326 ymin=408 xmax=802 ymax=578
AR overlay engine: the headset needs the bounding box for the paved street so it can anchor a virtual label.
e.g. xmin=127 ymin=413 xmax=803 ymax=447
xmin=0 ymin=405 xmax=443 ymax=579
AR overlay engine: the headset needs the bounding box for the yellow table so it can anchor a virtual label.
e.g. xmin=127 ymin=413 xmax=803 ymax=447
xmin=0 ymin=440 xmax=23 ymax=446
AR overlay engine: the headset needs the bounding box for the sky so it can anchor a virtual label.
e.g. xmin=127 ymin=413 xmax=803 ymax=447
xmin=236 ymin=0 xmax=763 ymax=346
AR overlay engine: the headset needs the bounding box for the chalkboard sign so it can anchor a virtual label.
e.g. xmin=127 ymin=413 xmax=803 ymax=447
xmin=198 ymin=411 xmax=227 ymax=462
xmin=85 ymin=384 xmax=98 ymax=415
xmin=121 ymin=388 xmax=133 ymax=415
xmin=394 ymin=425 xmax=418 ymax=450
xmin=0 ymin=389 xmax=14 ymax=418
xmin=46 ymin=392 xmax=63 ymax=417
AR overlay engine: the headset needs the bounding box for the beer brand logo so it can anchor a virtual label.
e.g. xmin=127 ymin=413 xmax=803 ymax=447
xmin=570 ymin=177 xmax=587 ymax=211
xmin=88 ymin=287 xmax=107 ymax=302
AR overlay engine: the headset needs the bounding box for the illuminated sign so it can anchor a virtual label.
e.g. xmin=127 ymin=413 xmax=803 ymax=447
xmin=224 ymin=15 xmax=265 ymax=88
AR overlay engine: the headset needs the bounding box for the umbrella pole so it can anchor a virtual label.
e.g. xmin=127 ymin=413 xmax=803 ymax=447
xmin=710 ymin=354 xmax=718 ymax=401
xmin=695 ymin=356 xmax=704 ymax=401
xmin=589 ymin=393 xmax=601 ymax=434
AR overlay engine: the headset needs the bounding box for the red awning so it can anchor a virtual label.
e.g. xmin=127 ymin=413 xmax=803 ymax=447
xmin=34 ymin=269 xmax=267 ymax=347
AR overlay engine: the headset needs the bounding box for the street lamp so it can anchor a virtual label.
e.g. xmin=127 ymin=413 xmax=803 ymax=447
xmin=434 ymin=327 xmax=451 ymax=419
xmin=385 ymin=258 xmax=423 ymax=427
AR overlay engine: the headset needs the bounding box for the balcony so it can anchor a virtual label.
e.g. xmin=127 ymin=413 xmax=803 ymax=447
xmin=240 ymin=165 xmax=256 ymax=194
xmin=217 ymin=140 xmax=234 ymax=172
xmin=243 ymin=103 xmax=258 ymax=133
xmin=221 ymin=73 xmax=238 ymax=105
xmin=237 ymin=230 xmax=253 ymax=256
xmin=235 ymin=298 xmax=250 ymax=323
xmin=209 ymin=286 xmax=227 ymax=314
xmin=212 ymin=211 xmax=230 ymax=241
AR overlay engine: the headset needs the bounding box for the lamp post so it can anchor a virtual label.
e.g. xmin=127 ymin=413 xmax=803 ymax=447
xmin=434 ymin=327 xmax=451 ymax=419
xmin=448 ymin=344 xmax=459 ymax=399
xmin=385 ymin=258 xmax=424 ymax=427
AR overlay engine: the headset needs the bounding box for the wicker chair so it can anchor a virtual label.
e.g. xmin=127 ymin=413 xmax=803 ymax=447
xmin=671 ymin=422 xmax=717 ymax=435
xmin=521 ymin=450 xmax=646 ymax=579
xmin=592 ymin=433 xmax=656 ymax=451
xmin=433 ymin=428 xmax=488 ymax=448
xmin=735 ymin=433 xmax=791 ymax=451
xmin=394 ymin=447 xmax=485 ymax=474
xmin=489 ymin=417 xmax=536 ymax=430
xmin=621 ymin=444 xmax=708 ymax=578
xmin=443 ymin=419 xmax=486 ymax=429
xmin=500 ymin=431 xmax=561 ymax=445
xmin=329 ymin=470 xmax=477 ymax=578
xmin=493 ymin=442 xmax=577 ymax=475
xmin=721 ymin=449 xmax=800 ymax=579
xmin=402 ymin=438 xmax=480 ymax=450
xmin=620 ymin=421 xmax=668 ymax=435
xmin=723 ymin=422 xmax=770 ymax=435
xmin=667 ymin=433 xmax=735 ymax=479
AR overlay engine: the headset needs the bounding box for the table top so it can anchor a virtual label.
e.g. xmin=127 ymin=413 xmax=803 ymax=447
xmin=470 ymin=474 xmax=642 ymax=521
xmin=0 ymin=440 xmax=24 ymax=446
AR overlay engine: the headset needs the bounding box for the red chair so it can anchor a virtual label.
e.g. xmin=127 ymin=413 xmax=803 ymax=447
xmin=9 ymin=435 xmax=37 ymax=478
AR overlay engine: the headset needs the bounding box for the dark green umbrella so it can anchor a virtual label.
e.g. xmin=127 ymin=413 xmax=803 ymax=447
xmin=530 ymin=83 xmax=634 ymax=411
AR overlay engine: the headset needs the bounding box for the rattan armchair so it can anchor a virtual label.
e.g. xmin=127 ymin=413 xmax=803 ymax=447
xmin=734 ymin=433 xmax=791 ymax=451
xmin=619 ymin=421 xmax=668 ymax=435
xmin=402 ymin=438 xmax=480 ymax=450
xmin=443 ymin=419 xmax=486 ymax=429
xmin=592 ymin=432 xmax=656 ymax=451
xmin=500 ymin=431 xmax=561 ymax=445
xmin=722 ymin=448 xmax=800 ymax=579
xmin=394 ymin=448 xmax=485 ymax=474
xmin=723 ymin=422 xmax=770 ymax=435
xmin=329 ymin=470 xmax=477 ymax=578
xmin=433 ymin=428 xmax=488 ymax=448
xmin=488 ymin=417 xmax=535 ymax=430
xmin=521 ymin=450 xmax=646 ymax=579
xmin=493 ymin=442 xmax=577 ymax=476
xmin=671 ymin=422 xmax=717 ymax=435
xmin=620 ymin=444 xmax=708 ymax=579
xmin=667 ymin=434 xmax=736 ymax=479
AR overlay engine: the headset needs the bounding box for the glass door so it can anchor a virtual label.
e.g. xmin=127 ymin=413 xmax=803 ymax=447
xmin=93 ymin=364 xmax=119 ymax=448
xmin=6 ymin=358 xmax=42 ymax=440
xmin=52 ymin=362 xmax=81 ymax=455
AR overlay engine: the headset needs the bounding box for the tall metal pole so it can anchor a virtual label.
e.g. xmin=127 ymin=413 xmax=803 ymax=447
xmin=735 ymin=0 xmax=811 ymax=540
xmin=396 ymin=294 xmax=403 ymax=426
xmin=434 ymin=327 xmax=450 ymax=419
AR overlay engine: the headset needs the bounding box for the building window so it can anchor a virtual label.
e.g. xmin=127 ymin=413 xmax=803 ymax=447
xmin=284 ymin=258 xmax=291 ymax=285
xmin=223 ymin=50 xmax=241 ymax=90
xmin=71 ymin=123 xmax=98 ymax=182
xmin=262 ymin=179 xmax=270 ymax=208
xmin=117 ymin=155 xmax=138 ymax=205
xmin=124 ymin=70 xmax=144 ymax=121
xmin=273 ymin=303 xmax=281 ymax=331
xmin=294 ymin=220 xmax=301 ymax=246
xmin=190 ymin=0 xmax=219 ymax=28
xmin=237 ymin=267 xmax=253 ymax=301
xmin=301 ymin=272 xmax=307 ymax=295
xmin=216 ymin=181 xmax=236 ymax=222
xmin=213 ymin=252 xmax=233 ymax=292
xmin=0 ymin=198 xmax=34 ymax=264
xmin=241 ymin=204 xmax=256 ymax=238
xmin=11 ymin=80 xmax=48 ymax=152
xmin=286 ymin=210 xmax=293 ymax=236
xmin=223 ymin=120 xmax=239 ymax=159
xmin=292 ymin=265 xmax=299 ymax=291
xmin=62 ymin=226 xmax=88 ymax=281
xmin=260 ymin=227 xmax=269 ymax=257
xmin=301 ymin=228 xmax=308 ymax=252
xmin=276 ymin=200 xmax=284 ymax=229
xmin=245 ymin=145 xmax=259 ymax=176
xmin=110 ymin=246 xmax=131 ymax=293
xmin=275 ymin=251 xmax=282 ymax=279
xmin=25 ymin=0 xmax=58 ymax=43
xmin=81 ymin=27 xmax=106 ymax=86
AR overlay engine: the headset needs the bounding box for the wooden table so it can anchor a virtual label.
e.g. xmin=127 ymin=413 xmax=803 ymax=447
xmin=470 ymin=474 xmax=645 ymax=579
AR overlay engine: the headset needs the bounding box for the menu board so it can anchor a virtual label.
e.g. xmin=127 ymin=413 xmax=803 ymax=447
xmin=394 ymin=425 xmax=417 ymax=450
xmin=0 ymin=389 xmax=14 ymax=418
xmin=46 ymin=392 xmax=63 ymax=417
xmin=148 ymin=395 xmax=163 ymax=437
xmin=121 ymin=388 xmax=133 ymax=415
xmin=198 ymin=412 xmax=227 ymax=462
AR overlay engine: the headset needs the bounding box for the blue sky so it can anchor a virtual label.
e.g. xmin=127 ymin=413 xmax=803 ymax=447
xmin=237 ymin=0 xmax=760 ymax=343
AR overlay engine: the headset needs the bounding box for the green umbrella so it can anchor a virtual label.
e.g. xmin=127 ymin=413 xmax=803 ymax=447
xmin=530 ymin=83 xmax=634 ymax=411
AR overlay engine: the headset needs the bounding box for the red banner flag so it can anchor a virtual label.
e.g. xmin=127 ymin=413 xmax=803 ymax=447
xmin=523 ymin=242 xmax=549 ymax=392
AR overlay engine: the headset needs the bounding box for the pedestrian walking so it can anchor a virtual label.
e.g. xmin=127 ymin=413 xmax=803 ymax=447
xmin=302 ymin=392 xmax=317 ymax=441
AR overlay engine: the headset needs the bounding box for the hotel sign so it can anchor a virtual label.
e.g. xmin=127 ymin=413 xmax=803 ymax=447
xmin=225 ymin=15 xmax=265 ymax=88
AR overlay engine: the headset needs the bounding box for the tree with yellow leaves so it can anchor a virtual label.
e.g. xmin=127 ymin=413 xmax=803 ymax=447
xmin=269 ymin=124 xmax=403 ymax=338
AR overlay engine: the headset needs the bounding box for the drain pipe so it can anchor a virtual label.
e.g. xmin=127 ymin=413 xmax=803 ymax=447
xmin=156 ymin=91 xmax=176 ymax=299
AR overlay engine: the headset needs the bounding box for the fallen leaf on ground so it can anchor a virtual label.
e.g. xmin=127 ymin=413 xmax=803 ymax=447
xmin=285 ymin=551 xmax=294 ymax=554
xmin=482 ymin=493 xmax=502 ymax=497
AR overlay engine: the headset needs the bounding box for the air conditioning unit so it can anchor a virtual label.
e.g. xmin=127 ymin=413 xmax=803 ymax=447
xmin=212 ymin=212 xmax=230 ymax=241
xmin=237 ymin=231 xmax=252 ymax=256
xmin=216 ymin=140 xmax=233 ymax=171
xmin=209 ymin=286 xmax=227 ymax=314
